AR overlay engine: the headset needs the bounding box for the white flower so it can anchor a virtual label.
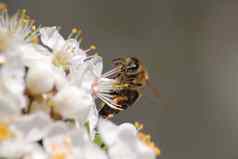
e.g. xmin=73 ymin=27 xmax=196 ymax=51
xmin=26 ymin=63 xmax=55 ymax=95
xmin=0 ymin=112 xmax=53 ymax=158
xmin=68 ymin=54 xmax=124 ymax=137
xmin=19 ymin=43 xmax=52 ymax=68
xmin=86 ymin=105 xmax=99 ymax=139
xmin=98 ymin=119 xmax=157 ymax=159
xmin=52 ymin=85 xmax=93 ymax=123
xmin=0 ymin=49 xmax=27 ymax=117
xmin=10 ymin=112 xmax=53 ymax=142
xmin=39 ymin=26 xmax=87 ymax=71
xmin=0 ymin=141 xmax=46 ymax=159
xmin=43 ymin=127 xmax=108 ymax=159
xmin=0 ymin=9 xmax=39 ymax=52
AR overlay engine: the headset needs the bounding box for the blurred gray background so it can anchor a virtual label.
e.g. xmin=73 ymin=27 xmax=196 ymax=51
xmin=4 ymin=0 xmax=238 ymax=158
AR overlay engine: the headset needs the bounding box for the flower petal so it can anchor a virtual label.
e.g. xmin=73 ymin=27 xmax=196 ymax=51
xmin=53 ymin=85 xmax=93 ymax=122
xmin=98 ymin=119 xmax=118 ymax=146
xmin=10 ymin=112 xmax=52 ymax=142
xmin=40 ymin=26 xmax=65 ymax=51
xmin=86 ymin=104 xmax=99 ymax=139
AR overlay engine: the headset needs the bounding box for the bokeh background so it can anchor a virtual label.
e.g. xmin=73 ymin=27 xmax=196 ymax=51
xmin=4 ymin=0 xmax=238 ymax=158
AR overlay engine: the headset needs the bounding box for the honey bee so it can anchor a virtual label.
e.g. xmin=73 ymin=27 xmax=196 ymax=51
xmin=112 ymin=57 xmax=149 ymax=88
xmin=99 ymin=57 xmax=152 ymax=118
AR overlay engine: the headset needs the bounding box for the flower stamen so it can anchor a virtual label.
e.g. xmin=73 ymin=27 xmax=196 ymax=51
xmin=138 ymin=131 xmax=160 ymax=157
xmin=0 ymin=122 xmax=13 ymax=141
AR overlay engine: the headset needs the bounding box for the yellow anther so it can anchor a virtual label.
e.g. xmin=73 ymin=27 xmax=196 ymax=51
xmin=134 ymin=122 xmax=144 ymax=130
xmin=154 ymin=147 xmax=161 ymax=156
xmin=52 ymin=53 xmax=70 ymax=71
xmin=0 ymin=122 xmax=13 ymax=141
xmin=32 ymin=25 xmax=36 ymax=31
xmin=51 ymin=152 xmax=65 ymax=159
xmin=71 ymin=28 xmax=78 ymax=33
xmin=21 ymin=9 xmax=27 ymax=14
xmin=138 ymin=132 xmax=160 ymax=157
xmin=90 ymin=44 xmax=96 ymax=50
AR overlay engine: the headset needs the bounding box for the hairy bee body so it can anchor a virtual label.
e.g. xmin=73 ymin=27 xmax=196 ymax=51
xmin=113 ymin=57 xmax=148 ymax=87
xmin=99 ymin=57 xmax=148 ymax=118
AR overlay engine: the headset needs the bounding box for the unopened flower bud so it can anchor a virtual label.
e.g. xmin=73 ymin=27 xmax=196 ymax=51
xmin=26 ymin=64 xmax=54 ymax=95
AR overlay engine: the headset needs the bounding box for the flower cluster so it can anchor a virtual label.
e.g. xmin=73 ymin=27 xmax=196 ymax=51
xmin=0 ymin=6 xmax=160 ymax=159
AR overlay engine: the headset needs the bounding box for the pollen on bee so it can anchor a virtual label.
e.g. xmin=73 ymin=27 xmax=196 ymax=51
xmin=112 ymin=83 xmax=128 ymax=89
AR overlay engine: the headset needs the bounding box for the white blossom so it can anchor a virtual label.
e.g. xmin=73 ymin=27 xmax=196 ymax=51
xmin=0 ymin=49 xmax=27 ymax=117
xmin=98 ymin=119 xmax=157 ymax=159
xmin=26 ymin=63 xmax=55 ymax=95
xmin=52 ymin=85 xmax=93 ymax=123
xmin=0 ymin=112 xmax=53 ymax=158
xmin=0 ymin=8 xmax=159 ymax=159
xmin=39 ymin=26 xmax=87 ymax=69
xmin=0 ymin=9 xmax=39 ymax=52
xmin=43 ymin=127 xmax=108 ymax=159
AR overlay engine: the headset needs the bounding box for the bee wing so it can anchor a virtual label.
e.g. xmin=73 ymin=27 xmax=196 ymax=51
xmin=98 ymin=88 xmax=141 ymax=118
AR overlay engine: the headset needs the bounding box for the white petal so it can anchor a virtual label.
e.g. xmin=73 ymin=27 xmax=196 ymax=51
xmin=26 ymin=63 xmax=55 ymax=95
xmin=99 ymin=120 xmax=156 ymax=159
xmin=52 ymin=66 xmax=67 ymax=90
xmin=64 ymin=39 xmax=80 ymax=54
xmin=98 ymin=119 xmax=118 ymax=146
xmin=70 ymin=55 xmax=103 ymax=93
xmin=88 ymin=55 xmax=103 ymax=77
xmin=0 ymin=53 xmax=27 ymax=113
xmin=45 ymin=121 xmax=70 ymax=139
xmin=10 ymin=112 xmax=52 ymax=142
xmin=40 ymin=26 xmax=65 ymax=51
xmin=80 ymin=144 xmax=108 ymax=159
xmin=118 ymin=123 xmax=138 ymax=143
xmin=0 ymin=141 xmax=41 ymax=158
xmin=86 ymin=105 xmax=99 ymax=139
xmin=19 ymin=43 xmax=52 ymax=67
xmin=53 ymin=85 xmax=93 ymax=122
xmin=44 ymin=128 xmax=108 ymax=159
